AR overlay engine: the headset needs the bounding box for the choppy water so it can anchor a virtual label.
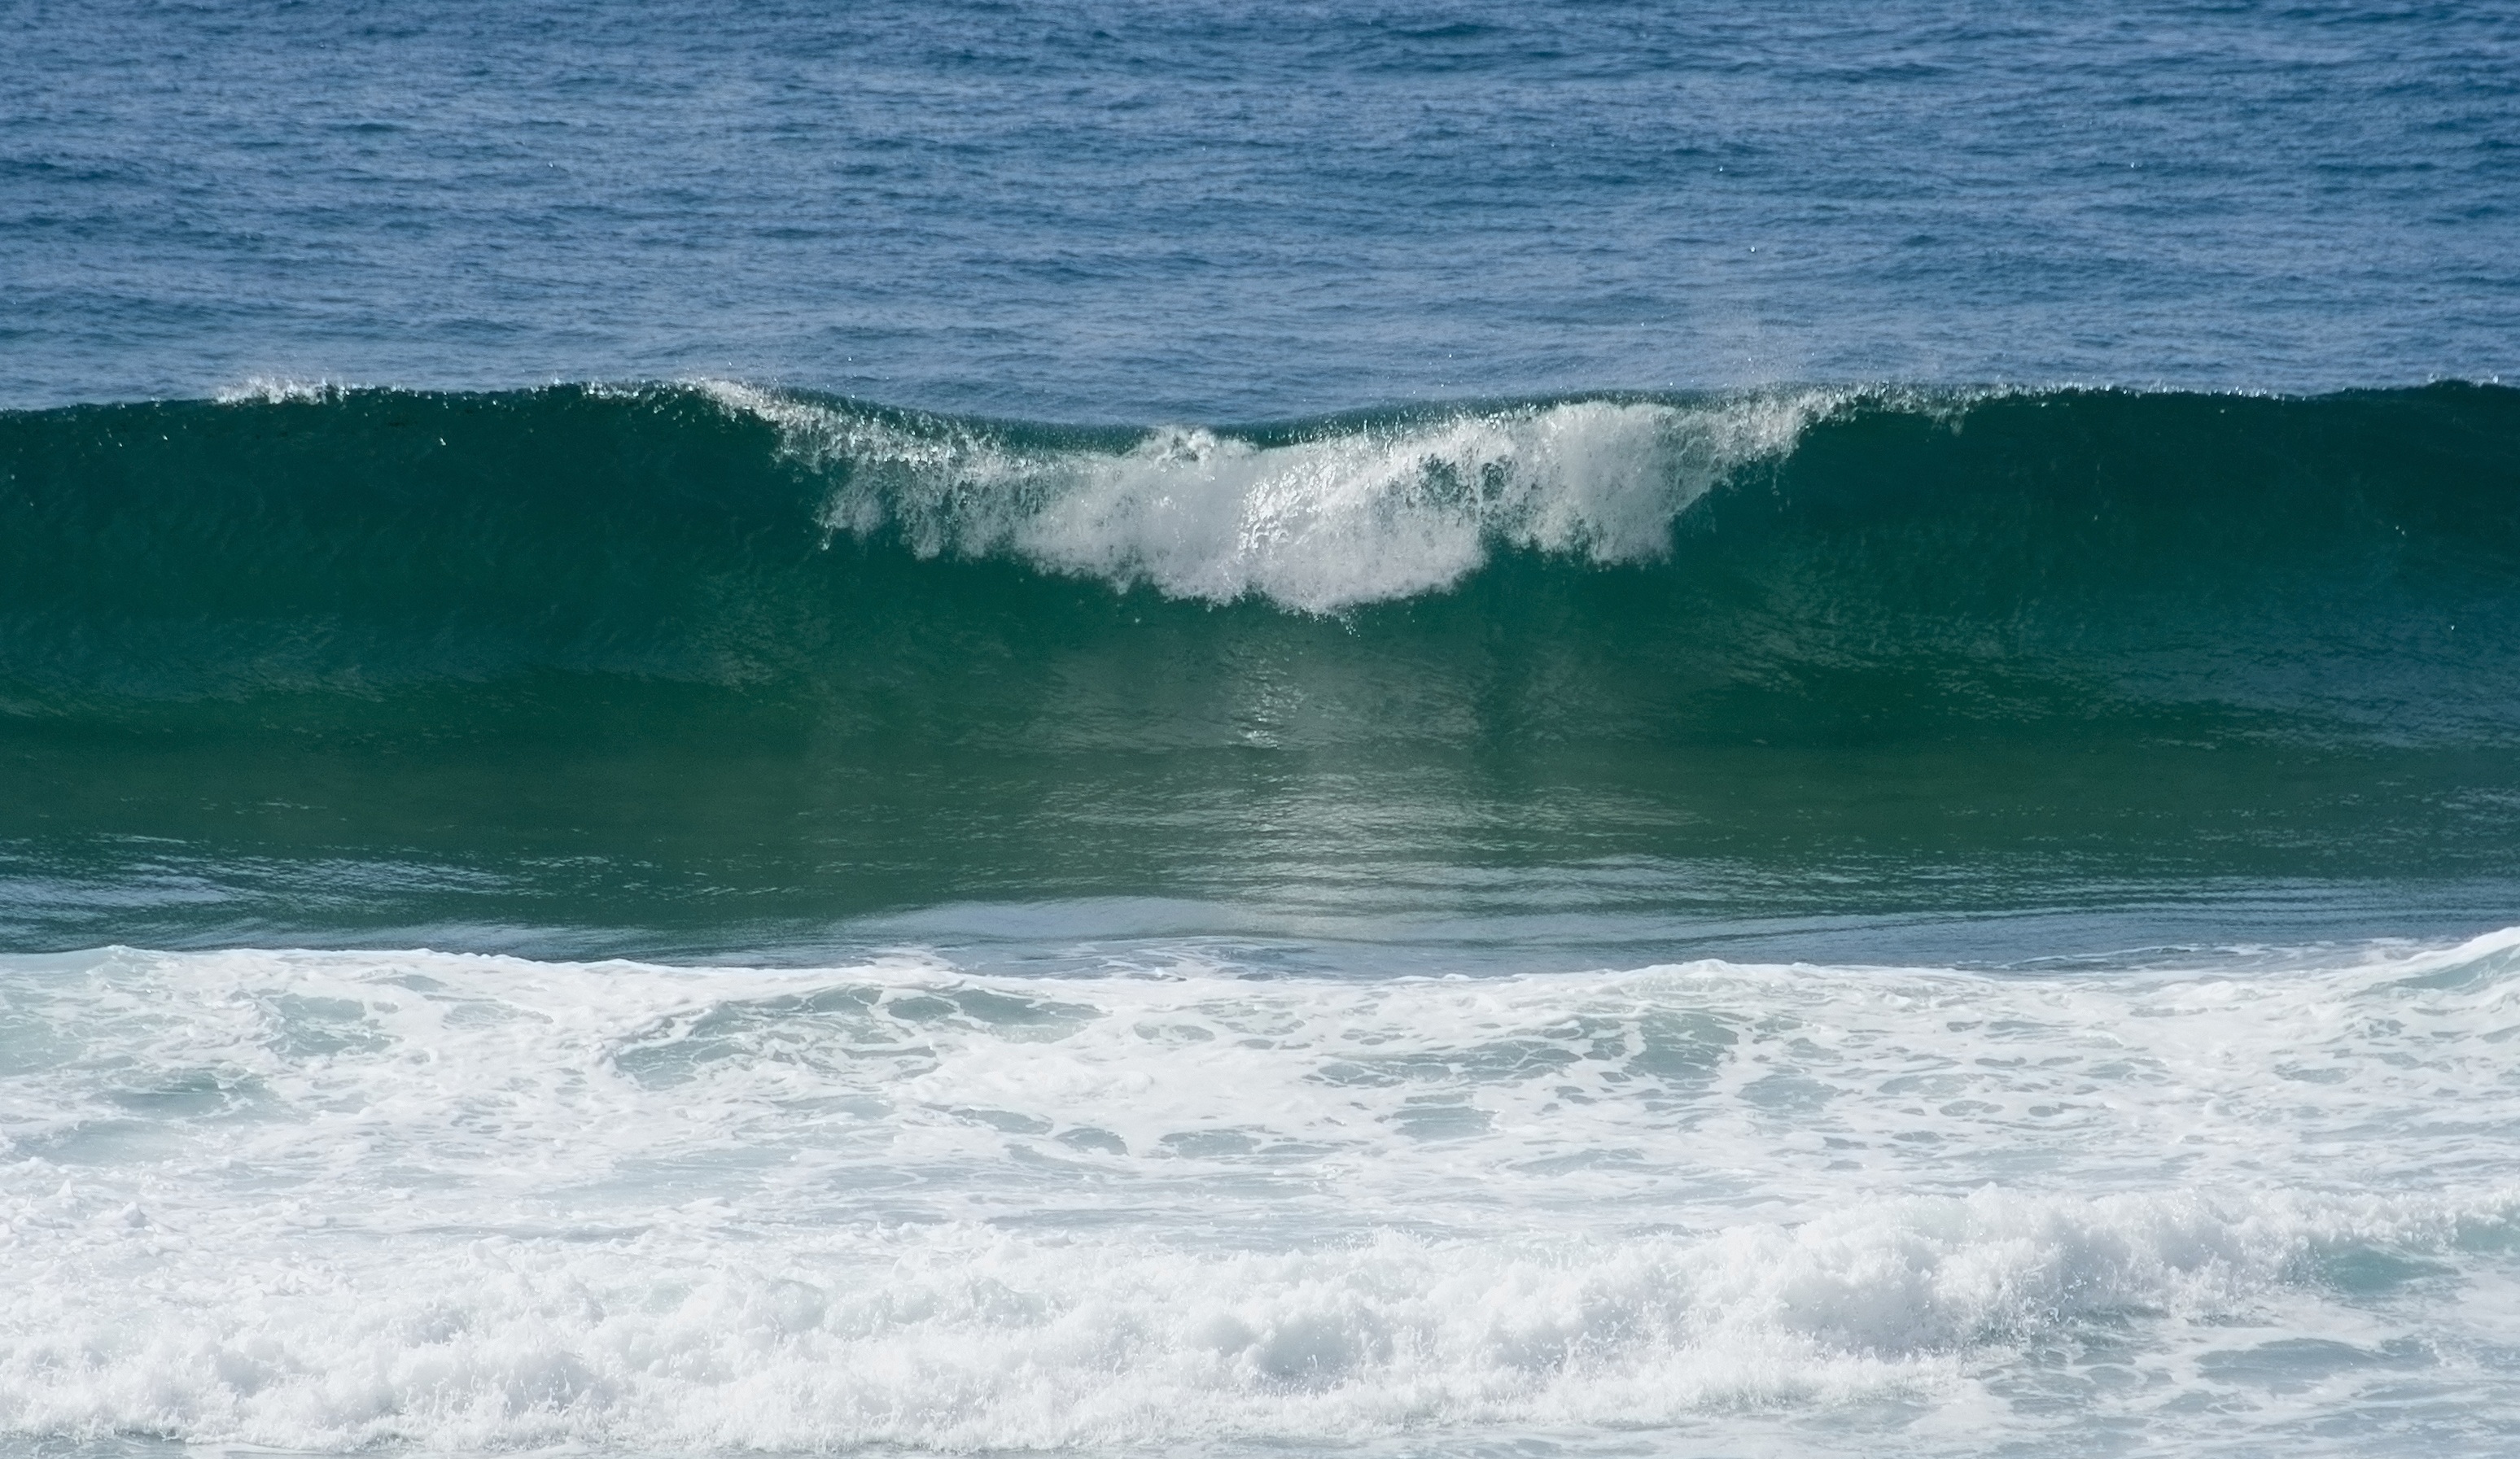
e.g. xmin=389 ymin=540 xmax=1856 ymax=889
xmin=9 ymin=0 xmax=2518 ymax=417
xmin=8 ymin=1 xmax=2520 ymax=1455
xmin=15 ymin=935 xmax=2520 ymax=1457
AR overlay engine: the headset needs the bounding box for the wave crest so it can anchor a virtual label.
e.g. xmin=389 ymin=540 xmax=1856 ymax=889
xmin=705 ymin=382 xmax=1837 ymax=611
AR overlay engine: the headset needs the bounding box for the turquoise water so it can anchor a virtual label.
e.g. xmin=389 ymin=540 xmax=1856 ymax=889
xmin=8 ymin=2 xmax=2520 ymax=1454
xmin=6 ymin=382 xmax=2519 ymax=959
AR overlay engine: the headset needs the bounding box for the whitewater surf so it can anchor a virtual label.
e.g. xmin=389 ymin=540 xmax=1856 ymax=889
xmin=13 ymin=933 xmax=2520 ymax=1456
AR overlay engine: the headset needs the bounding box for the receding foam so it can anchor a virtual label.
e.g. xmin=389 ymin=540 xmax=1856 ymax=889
xmin=8 ymin=933 xmax=2520 ymax=1452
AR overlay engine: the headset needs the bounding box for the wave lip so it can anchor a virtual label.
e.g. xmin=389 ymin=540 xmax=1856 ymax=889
xmin=707 ymin=380 xmax=1842 ymax=611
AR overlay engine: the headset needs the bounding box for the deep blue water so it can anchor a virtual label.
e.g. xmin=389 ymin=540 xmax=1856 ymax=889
xmin=9 ymin=0 xmax=2518 ymax=417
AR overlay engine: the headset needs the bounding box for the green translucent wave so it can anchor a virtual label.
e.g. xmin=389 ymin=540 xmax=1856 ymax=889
xmin=3 ymin=382 xmax=2517 ymax=954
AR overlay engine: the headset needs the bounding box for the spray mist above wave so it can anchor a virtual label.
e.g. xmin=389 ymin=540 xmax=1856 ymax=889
xmin=702 ymin=382 xmax=1845 ymax=612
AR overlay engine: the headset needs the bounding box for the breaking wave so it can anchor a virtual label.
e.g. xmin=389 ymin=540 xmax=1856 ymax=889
xmin=702 ymin=380 xmax=1839 ymax=610
xmin=4 ymin=378 xmax=2515 ymax=740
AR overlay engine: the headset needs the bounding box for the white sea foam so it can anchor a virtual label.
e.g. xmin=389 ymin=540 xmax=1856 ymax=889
xmin=212 ymin=377 xmax=355 ymax=404
xmin=8 ymin=933 xmax=2520 ymax=1454
xmin=699 ymin=382 xmax=1837 ymax=612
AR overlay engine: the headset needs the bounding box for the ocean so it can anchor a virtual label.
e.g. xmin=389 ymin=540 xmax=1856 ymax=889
xmin=7 ymin=2 xmax=2520 ymax=1455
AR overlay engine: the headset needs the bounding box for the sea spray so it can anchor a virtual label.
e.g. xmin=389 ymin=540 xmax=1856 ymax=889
xmin=702 ymin=381 xmax=1839 ymax=610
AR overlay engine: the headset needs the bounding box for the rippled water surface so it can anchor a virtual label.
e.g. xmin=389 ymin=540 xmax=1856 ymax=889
xmin=7 ymin=0 xmax=2517 ymax=415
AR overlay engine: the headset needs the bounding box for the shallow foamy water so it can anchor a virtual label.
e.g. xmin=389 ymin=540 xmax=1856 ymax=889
xmin=10 ymin=934 xmax=2520 ymax=1455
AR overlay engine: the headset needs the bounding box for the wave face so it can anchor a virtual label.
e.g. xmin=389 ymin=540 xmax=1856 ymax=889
xmin=3 ymin=382 xmax=2520 ymax=953
xmin=10 ymin=933 xmax=2520 ymax=1456
xmin=7 ymin=380 xmax=2517 ymax=726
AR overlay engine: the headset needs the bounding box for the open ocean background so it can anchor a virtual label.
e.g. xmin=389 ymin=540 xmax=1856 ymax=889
xmin=7 ymin=2 xmax=2520 ymax=1455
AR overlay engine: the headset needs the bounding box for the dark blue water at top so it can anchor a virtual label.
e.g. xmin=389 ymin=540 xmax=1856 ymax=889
xmin=7 ymin=0 xmax=2517 ymax=420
